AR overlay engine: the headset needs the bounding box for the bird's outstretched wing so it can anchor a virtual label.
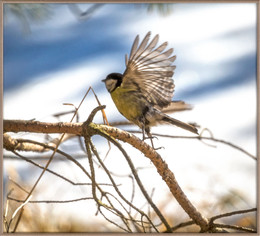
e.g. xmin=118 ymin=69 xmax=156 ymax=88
xmin=122 ymin=31 xmax=176 ymax=108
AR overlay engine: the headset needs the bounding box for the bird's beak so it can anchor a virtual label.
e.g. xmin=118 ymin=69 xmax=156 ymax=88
xmin=101 ymin=79 xmax=106 ymax=82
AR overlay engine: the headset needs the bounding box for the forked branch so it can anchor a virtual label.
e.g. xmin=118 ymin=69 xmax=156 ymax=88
xmin=3 ymin=105 xmax=256 ymax=232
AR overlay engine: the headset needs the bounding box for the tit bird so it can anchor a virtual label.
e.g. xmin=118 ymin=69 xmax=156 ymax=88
xmin=102 ymin=32 xmax=198 ymax=146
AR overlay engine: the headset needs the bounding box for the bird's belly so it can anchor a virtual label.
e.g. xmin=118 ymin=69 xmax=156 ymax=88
xmin=111 ymin=89 xmax=143 ymax=124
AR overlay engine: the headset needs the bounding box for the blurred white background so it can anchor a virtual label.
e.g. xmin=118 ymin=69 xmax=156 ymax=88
xmin=3 ymin=3 xmax=257 ymax=232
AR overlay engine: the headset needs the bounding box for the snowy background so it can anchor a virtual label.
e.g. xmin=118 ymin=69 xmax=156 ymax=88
xmin=3 ymin=3 xmax=257 ymax=231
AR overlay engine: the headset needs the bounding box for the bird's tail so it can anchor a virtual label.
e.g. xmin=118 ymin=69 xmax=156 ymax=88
xmin=161 ymin=113 xmax=198 ymax=135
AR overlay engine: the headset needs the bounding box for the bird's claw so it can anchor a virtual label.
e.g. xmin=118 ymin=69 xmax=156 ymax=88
xmin=154 ymin=146 xmax=164 ymax=151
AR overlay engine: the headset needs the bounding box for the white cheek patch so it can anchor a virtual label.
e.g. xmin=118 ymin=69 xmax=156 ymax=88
xmin=106 ymin=80 xmax=117 ymax=92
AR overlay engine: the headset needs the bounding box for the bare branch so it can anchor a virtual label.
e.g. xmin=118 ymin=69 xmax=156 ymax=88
xmin=3 ymin=120 xmax=82 ymax=135
xmin=210 ymin=208 xmax=257 ymax=223
xmin=88 ymin=138 xmax=161 ymax=232
xmin=7 ymin=197 xmax=94 ymax=204
xmin=213 ymin=223 xmax=256 ymax=233
xmin=86 ymin=123 xmax=209 ymax=232
xmin=4 ymin=120 xmax=255 ymax=160
xmin=129 ymin=131 xmax=256 ymax=160
xmin=3 ymin=110 xmax=255 ymax=232
xmin=170 ymin=220 xmax=195 ymax=232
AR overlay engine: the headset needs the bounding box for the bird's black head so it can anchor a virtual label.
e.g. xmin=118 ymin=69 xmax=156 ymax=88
xmin=102 ymin=73 xmax=123 ymax=93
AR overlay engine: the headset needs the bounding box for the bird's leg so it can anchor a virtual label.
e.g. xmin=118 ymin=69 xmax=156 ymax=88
xmin=140 ymin=118 xmax=159 ymax=149
xmin=140 ymin=117 xmax=149 ymax=141
xmin=145 ymin=127 xmax=164 ymax=150
xmin=147 ymin=131 xmax=154 ymax=149
xmin=141 ymin=125 xmax=156 ymax=141
xmin=144 ymin=127 xmax=155 ymax=149
xmin=141 ymin=126 xmax=146 ymax=141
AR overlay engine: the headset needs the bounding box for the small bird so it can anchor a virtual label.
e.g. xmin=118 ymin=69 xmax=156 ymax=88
xmin=102 ymin=32 xmax=198 ymax=147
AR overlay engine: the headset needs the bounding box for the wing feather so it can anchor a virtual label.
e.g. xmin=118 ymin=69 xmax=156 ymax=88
xmin=122 ymin=32 xmax=176 ymax=107
xmin=144 ymin=34 xmax=159 ymax=55
xmin=129 ymin=35 xmax=140 ymax=61
xmin=133 ymin=31 xmax=151 ymax=59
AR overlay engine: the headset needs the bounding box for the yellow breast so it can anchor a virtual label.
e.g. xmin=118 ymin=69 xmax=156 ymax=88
xmin=111 ymin=87 xmax=143 ymax=125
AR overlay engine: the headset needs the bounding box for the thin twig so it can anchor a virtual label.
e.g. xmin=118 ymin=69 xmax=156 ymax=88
xmin=213 ymin=223 xmax=256 ymax=233
xmin=87 ymin=128 xmax=170 ymax=232
xmin=83 ymin=119 xmax=133 ymax=232
xmin=8 ymin=178 xmax=30 ymax=194
xmin=11 ymin=150 xmax=93 ymax=186
xmin=210 ymin=207 xmax=257 ymax=223
xmin=129 ymin=131 xmax=256 ymax=161
xmin=170 ymin=220 xmax=195 ymax=232
xmin=91 ymin=124 xmax=209 ymax=232
xmin=88 ymin=139 xmax=158 ymax=232
xmin=8 ymin=195 xmax=32 ymax=232
xmin=7 ymin=197 xmax=94 ymax=204
xmin=9 ymin=87 xmax=94 ymax=232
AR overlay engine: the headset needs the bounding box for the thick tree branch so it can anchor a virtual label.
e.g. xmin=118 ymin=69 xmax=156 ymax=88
xmin=3 ymin=119 xmax=82 ymax=135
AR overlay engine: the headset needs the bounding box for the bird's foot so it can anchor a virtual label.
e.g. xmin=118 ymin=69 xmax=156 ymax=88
xmin=142 ymin=135 xmax=158 ymax=141
xmin=153 ymin=146 xmax=165 ymax=151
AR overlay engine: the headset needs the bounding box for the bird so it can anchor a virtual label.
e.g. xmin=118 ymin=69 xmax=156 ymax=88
xmin=102 ymin=32 xmax=198 ymax=147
